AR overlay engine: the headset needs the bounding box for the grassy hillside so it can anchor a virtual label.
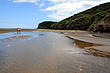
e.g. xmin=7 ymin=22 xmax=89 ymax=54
xmin=50 ymin=2 xmax=110 ymax=31
xmin=37 ymin=21 xmax=57 ymax=29
xmin=37 ymin=2 xmax=110 ymax=32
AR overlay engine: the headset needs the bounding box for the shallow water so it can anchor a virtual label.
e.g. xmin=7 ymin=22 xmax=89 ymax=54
xmin=0 ymin=31 xmax=110 ymax=73
xmin=0 ymin=31 xmax=41 ymax=43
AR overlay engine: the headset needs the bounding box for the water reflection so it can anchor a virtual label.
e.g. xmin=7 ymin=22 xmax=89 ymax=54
xmin=0 ymin=31 xmax=44 ymax=43
xmin=17 ymin=32 xmax=21 ymax=34
xmin=84 ymin=48 xmax=110 ymax=59
xmin=66 ymin=36 xmax=98 ymax=48
xmin=73 ymin=40 xmax=98 ymax=48
xmin=0 ymin=31 xmax=78 ymax=73
xmin=74 ymin=39 xmax=110 ymax=58
xmin=0 ymin=31 xmax=110 ymax=73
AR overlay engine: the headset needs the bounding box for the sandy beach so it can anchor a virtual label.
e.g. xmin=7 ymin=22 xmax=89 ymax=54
xmin=0 ymin=29 xmax=110 ymax=73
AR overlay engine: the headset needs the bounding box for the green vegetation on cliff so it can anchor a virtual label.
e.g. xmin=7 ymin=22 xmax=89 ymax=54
xmin=38 ymin=2 xmax=110 ymax=32
xmin=37 ymin=21 xmax=57 ymax=29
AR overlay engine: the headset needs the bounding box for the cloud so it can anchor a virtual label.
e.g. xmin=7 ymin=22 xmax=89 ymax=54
xmin=43 ymin=0 xmax=109 ymax=20
xmin=12 ymin=0 xmax=109 ymax=20
xmin=13 ymin=0 xmax=45 ymax=6
xmin=13 ymin=0 xmax=39 ymax=5
xmin=48 ymin=0 xmax=77 ymax=3
xmin=13 ymin=0 xmax=38 ymax=3
xmin=39 ymin=2 xmax=44 ymax=7
xmin=47 ymin=13 xmax=69 ymax=20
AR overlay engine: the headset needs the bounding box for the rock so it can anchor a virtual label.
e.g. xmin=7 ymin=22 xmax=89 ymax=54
xmin=89 ymin=14 xmax=110 ymax=32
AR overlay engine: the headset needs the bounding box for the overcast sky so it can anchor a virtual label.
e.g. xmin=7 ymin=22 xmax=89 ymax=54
xmin=0 ymin=0 xmax=109 ymax=28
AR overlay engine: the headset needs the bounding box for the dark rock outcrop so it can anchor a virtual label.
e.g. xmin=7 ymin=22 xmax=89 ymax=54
xmin=88 ymin=14 xmax=110 ymax=32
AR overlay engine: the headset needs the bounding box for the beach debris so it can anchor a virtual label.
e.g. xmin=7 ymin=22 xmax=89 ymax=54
xmin=80 ymin=69 xmax=83 ymax=71
xmin=79 ymin=66 xmax=82 ymax=72
xmin=28 ymin=39 xmax=30 ymax=40
xmin=89 ymin=34 xmax=92 ymax=36
xmin=7 ymin=45 xmax=10 ymax=47
xmin=100 ymin=64 xmax=102 ymax=66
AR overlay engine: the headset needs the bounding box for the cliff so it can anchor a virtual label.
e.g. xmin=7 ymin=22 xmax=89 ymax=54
xmin=88 ymin=14 xmax=110 ymax=32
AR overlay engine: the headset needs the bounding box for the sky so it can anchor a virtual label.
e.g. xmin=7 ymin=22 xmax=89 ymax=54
xmin=0 ymin=0 xmax=109 ymax=28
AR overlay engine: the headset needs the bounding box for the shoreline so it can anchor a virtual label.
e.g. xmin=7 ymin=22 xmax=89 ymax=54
xmin=0 ymin=28 xmax=38 ymax=33
xmin=0 ymin=28 xmax=75 ymax=33
xmin=0 ymin=28 xmax=110 ymax=54
xmin=0 ymin=28 xmax=85 ymax=33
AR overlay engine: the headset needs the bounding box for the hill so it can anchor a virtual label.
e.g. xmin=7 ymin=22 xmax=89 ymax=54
xmin=38 ymin=2 xmax=110 ymax=32
xmin=37 ymin=21 xmax=57 ymax=29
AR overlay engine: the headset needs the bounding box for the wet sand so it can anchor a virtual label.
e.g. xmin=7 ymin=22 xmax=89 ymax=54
xmin=0 ymin=29 xmax=110 ymax=54
xmin=0 ymin=28 xmax=110 ymax=54
xmin=63 ymin=31 xmax=110 ymax=53
xmin=0 ymin=29 xmax=110 ymax=73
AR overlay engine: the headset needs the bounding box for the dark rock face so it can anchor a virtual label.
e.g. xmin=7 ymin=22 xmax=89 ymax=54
xmin=99 ymin=14 xmax=110 ymax=32
xmin=89 ymin=14 xmax=110 ymax=32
